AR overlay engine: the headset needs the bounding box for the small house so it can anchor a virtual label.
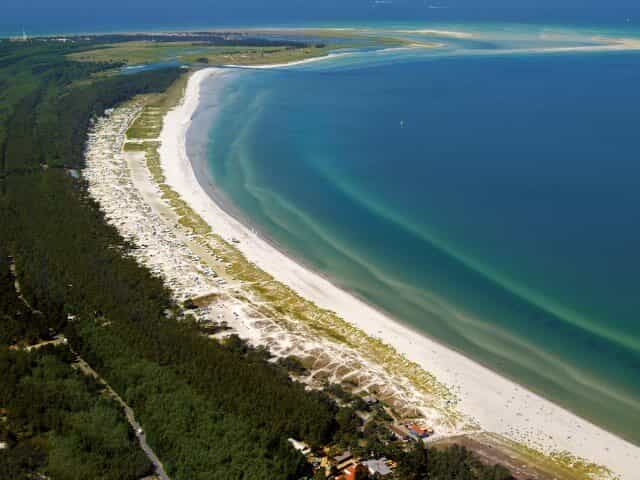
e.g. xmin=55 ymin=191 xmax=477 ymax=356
xmin=406 ymin=423 xmax=433 ymax=439
xmin=334 ymin=450 xmax=355 ymax=471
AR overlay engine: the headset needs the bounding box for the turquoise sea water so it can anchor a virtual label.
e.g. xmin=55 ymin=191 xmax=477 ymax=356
xmin=188 ymin=25 xmax=640 ymax=444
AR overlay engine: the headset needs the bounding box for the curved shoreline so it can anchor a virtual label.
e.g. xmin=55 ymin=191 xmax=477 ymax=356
xmin=158 ymin=66 xmax=640 ymax=478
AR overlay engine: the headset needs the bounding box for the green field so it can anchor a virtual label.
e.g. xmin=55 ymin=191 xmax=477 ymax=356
xmin=68 ymin=41 xmax=337 ymax=66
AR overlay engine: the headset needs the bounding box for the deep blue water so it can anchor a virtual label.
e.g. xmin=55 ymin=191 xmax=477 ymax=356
xmin=3 ymin=5 xmax=640 ymax=37
xmin=189 ymin=30 xmax=640 ymax=444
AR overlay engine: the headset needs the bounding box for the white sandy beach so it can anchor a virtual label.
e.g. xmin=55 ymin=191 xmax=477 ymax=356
xmin=222 ymin=43 xmax=435 ymax=70
xmin=476 ymin=37 xmax=640 ymax=56
xmin=395 ymin=29 xmax=474 ymax=38
xmin=153 ymin=66 xmax=640 ymax=479
xmin=223 ymin=51 xmax=353 ymax=69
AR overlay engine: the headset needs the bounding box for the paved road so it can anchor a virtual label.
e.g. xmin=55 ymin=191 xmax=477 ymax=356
xmin=71 ymin=347 xmax=171 ymax=480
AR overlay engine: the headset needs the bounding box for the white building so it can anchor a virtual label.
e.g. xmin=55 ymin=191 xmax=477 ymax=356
xmin=363 ymin=458 xmax=392 ymax=477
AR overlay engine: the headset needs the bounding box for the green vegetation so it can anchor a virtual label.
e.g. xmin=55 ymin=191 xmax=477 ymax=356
xmin=0 ymin=41 xmax=115 ymax=174
xmin=0 ymin=345 xmax=151 ymax=480
xmin=1 ymin=36 xmax=517 ymax=480
xmin=69 ymin=41 xmax=335 ymax=66
xmin=0 ymin=38 xmax=334 ymax=480
xmin=0 ymin=252 xmax=48 ymax=346
xmin=64 ymin=27 xmax=437 ymax=68
xmin=1 ymin=242 xmax=150 ymax=479
xmin=394 ymin=444 xmax=513 ymax=480
xmin=1 ymin=166 xmax=334 ymax=478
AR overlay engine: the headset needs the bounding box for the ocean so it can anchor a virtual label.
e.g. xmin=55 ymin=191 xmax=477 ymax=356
xmin=3 ymin=5 xmax=640 ymax=38
xmin=187 ymin=25 xmax=640 ymax=444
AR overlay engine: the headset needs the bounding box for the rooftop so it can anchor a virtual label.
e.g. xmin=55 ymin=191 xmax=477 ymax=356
xmin=363 ymin=457 xmax=392 ymax=476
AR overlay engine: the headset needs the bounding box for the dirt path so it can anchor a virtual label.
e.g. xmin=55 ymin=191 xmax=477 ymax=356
xmin=71 ymin=347 xmax=171 ymax=480
xmin=9 ymin=257 xmax=39 ymax=314
xmin=18 ymin=330 xmax=171 ymax=480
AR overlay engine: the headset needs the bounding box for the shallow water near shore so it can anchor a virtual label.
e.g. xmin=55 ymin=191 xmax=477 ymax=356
xmin=188 ymin=25 xmax=640 ymax=445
